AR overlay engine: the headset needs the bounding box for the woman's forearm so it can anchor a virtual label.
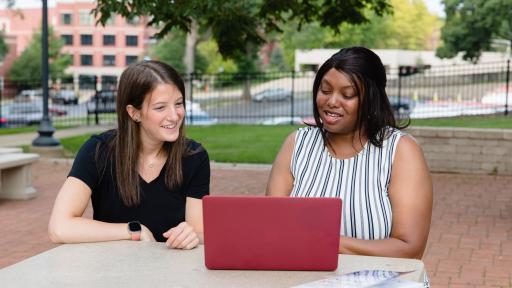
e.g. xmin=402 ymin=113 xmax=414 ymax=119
xmin=48 ymin=217 xmax=130 ymax=244
xmin=339 ymin=236 xmax=424 ymax=259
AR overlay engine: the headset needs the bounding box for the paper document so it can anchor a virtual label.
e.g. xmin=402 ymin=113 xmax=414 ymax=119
xmin=293 ymin=270 xmax=423 ymax=288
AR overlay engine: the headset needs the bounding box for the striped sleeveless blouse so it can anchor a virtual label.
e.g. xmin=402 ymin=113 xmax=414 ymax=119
xmin=290 ymin=126 xmax=405 ymax=240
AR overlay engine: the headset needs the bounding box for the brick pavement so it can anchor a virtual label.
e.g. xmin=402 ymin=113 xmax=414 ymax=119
xmin=0 ymin=159 xmax=511 ymax=287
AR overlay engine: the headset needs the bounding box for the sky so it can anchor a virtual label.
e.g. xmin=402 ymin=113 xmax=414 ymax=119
xmin=424 ymin=0 xmax=445 ymax=17
xmin=7 ymin=0 xmax=445 ymax=16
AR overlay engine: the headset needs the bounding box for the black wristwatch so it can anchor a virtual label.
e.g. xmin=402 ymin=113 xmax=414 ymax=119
xmin=128 ymin=221 xmax=142 ymax=241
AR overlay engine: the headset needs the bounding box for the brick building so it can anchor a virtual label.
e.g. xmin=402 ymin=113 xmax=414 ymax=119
xmin=0 ymin=0 xmax=155 ymax=90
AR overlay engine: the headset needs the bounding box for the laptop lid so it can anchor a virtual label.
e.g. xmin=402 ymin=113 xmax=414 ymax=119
xmin=203 ymin=195 xmax=342 ymax=271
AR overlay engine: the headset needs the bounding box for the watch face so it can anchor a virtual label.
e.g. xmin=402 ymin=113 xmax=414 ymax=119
xmin=128 ymin=221 xmax=141 ymax=232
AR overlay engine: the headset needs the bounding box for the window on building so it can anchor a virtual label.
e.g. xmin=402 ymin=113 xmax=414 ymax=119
xmin=103 ymin=55 xmax=116 ymax=66
xmin=101 ymin=75 xmax=118 ymax=89
xmin=103 ymin=35 xmax=115 ymax=46
xmin=80 ymin=34 xmax=93 ymax=45
xmin=79 ymin=74 xmax=96 ymax=89
xmin=125 ymin=35 xmax=138 ymax=47
xmin=61 ymin=34 xmax=73 ymax=45
xmin=61 ymin=13 xmax=72 ymax=25
xmin=125 ymin=55 xmax=138 ymax=65
xmin=79 ymin=10 xmax=93 ymax=25
xmin=80 ymin=54 xmax=93 ymax=66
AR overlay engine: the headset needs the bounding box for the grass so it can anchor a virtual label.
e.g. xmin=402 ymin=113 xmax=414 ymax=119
xmin=410 ymin=115 xmax=512 ymax=129
xmin=59 ymin=124 xmax=301 ymax=164
xmin=10 ymin=114 xmax=512 ymax=164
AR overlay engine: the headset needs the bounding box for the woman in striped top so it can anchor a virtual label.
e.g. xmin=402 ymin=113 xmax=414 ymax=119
xmin=266 ymin=47 xmax=432 ymax=259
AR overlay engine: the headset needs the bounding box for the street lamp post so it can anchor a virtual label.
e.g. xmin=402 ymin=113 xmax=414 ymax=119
xmin=32 ymin=0 xmax=60 ymax=147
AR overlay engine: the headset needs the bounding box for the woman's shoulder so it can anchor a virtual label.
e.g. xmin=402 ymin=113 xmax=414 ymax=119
xmin=80 ymin=129 xmax=116 ymax=153
xmin=296 ymin=125 xmax=321 ymax=137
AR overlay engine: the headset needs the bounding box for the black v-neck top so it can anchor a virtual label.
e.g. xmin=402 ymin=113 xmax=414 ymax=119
xmin=68 ymin=130 xmax=210 ymax=242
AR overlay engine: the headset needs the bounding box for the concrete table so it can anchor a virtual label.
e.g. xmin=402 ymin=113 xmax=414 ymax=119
xmin=0 ymin=241 xmax=425 ymax=287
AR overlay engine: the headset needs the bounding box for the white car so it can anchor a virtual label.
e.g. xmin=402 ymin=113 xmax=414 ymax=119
xmin=481 ymin=85 xmax=512 ymax=105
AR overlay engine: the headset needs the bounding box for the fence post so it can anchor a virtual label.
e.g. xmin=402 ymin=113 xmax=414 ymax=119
xmin=290 ymin=70 xmax=295 ymax=125
xmin=397 ymin=70 xmax=402 ymax=119
xmin=189 ymin=73 xmax=194 ymax=125
xmin=505 ymin=59 xmax=510 ymax=116
xmin=94 ymin=75 xmax=99 ymax=125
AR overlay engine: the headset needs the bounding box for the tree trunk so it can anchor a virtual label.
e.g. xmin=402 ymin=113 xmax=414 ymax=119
xmin=184 ymin=19 xmax=198 ymax=100
xmin=242 ymin=76 xmax=251 ymax=101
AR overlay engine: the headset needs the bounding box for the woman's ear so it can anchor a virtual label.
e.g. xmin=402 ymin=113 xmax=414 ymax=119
xmin=126 ymin=105 xmax=141 ymax=122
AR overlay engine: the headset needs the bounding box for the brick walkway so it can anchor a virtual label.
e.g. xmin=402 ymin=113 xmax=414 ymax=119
xmin=1 ymin=159 xmax=511 ymax=287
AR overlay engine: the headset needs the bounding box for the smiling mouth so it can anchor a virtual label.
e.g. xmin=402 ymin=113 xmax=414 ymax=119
xmin=161 ymin=123 xmax=177 ymax=129
xmin=324 ymin=111 xmax=343 ymax=118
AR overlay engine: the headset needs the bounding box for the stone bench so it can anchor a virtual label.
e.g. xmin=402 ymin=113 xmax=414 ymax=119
xmin=0 ymin=148 xmax=23 ymax=154
xmin=0 ymin=153 xmax=40 ymax=200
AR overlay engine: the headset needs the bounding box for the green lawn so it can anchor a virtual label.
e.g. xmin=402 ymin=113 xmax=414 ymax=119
xmin=410 ymin=115 xmax=512 ymax=129
xmin=14 ymin=114 xmax=512 ymax=164
xmin=59 ymin=124 xmax=300 ymax=164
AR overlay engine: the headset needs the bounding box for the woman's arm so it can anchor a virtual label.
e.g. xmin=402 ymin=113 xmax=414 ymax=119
xmin=48 ymin=177 xmax=155 ymax=243
xmin=266 ymin=132 xmax=296 ymax=196
xmin=163 ymin=197 xmax=203 ymax=249
xmin=339 ymin=135 xmax=433 ymax=259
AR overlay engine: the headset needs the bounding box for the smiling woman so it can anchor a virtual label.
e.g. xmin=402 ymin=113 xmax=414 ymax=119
xmin=48 ymin=61 xmax=210 ymax=250
xmin=266 ymin=47 xmax=433 ymax=277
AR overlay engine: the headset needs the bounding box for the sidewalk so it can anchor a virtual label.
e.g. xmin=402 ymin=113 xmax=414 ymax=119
xmin=0 ymin=125 xmax=115 ymax=147
xmin=0 ymin=136 xmax=511 ymax=287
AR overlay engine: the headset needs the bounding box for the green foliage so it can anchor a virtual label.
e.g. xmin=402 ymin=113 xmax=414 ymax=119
xmin=7 ymin=27 xmax=72 ymax=84
xmin=268 ymin=45 xmax=289 ymax=72
xmin=150 ymin=31 xmax=208 ymax=74
xmin=0 ymin=31 xmax=8 ymax=60
xmin=94 ymin=0 xmax=391 ymax=60
xmin=280 ymin=0 xmax=440 ymax=67
xmin=197 ymin=40 xmax=238 ymax=74
xmin=437 ymin=0 xmax=512 ymax=62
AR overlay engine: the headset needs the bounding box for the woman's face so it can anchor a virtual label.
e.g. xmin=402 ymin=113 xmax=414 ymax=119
xmin=137 ymin=83 xmax=185 ymax=144
xmin=316 ymin=68 xmax=360 ymax=136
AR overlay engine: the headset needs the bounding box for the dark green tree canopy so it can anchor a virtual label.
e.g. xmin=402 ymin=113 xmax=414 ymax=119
xmin=93 ymin=0 xmax=391 ymax=59
xmin=437 ymin=0 xmax=512 ymax=62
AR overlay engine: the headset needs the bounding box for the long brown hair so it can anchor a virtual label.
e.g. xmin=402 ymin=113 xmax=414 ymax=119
xmin=109 ymin=60 xmax=188 ymax=206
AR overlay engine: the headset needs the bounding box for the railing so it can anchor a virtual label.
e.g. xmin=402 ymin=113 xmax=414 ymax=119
xmin=0 ymin=60 xmax=510 ymax=128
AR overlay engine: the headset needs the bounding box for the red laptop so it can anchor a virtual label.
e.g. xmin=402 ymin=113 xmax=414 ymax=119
xmin=202 ymin=195 xmax=342 ymax=271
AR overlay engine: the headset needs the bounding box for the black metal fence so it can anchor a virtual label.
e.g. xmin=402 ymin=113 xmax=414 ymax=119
xmin=0 ymin=60 xmax=510 ymax=128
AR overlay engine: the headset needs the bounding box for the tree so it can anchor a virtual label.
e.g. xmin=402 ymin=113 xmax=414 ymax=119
xmin=0 ymin=31 xmax=8 ymax=61
xmin=436 ymin=0 xmax=512 ymax=62
xmin=150 ymin=30 xmax=208 ymax=74
xmin=94 ymin=0 xmax=391 ymax=64
xmin=7 ymin=27 xmax=72 ymax=85
xmin=280 ymin=0 xmax=440 ymax=67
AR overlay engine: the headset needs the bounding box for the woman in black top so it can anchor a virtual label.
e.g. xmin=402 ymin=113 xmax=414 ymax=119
xmin=48 ymin=61 xmax=210 ymax=249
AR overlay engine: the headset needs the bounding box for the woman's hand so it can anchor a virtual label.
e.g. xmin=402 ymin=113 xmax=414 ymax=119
xmin=140 ymin=224 xmax=156 ymax=242
xmin=162 ymin=222 xmax=200 ymax=250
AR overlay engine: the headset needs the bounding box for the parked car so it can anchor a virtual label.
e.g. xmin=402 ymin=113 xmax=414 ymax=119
xmin=481 ymin=85 xmax=512 ymax=105
xmin=186 ymin=110 xmax=218 ymax=125
xmin=52 ymin=90 xmax=79 ymax=105
xmin=14 ymin=89 xmax=43 ymax=102
xmin=388 ymin=96 xmax=415 ymax=118
xmin=252 ymin=88 xmax=292 ymax=102
xmin=1 ymin=102 xmax=67 ymax=127
xmin=87 ymin=90 xmax=117 ymax=114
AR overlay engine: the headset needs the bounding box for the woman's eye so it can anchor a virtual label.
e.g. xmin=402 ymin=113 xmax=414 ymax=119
xmin=321 ymin=90 xmax=332 ymax=94
xmin=176 ymin=102 xmax=184 ymax=106
xmin=154 ymin=106 xmax=165 ymax=111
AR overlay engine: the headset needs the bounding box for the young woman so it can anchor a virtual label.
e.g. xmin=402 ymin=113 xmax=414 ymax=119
xmin=266 ymin=47 xmax=432 ymax=259
xmin=49 ymin=61 xmax=209 ymax=250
